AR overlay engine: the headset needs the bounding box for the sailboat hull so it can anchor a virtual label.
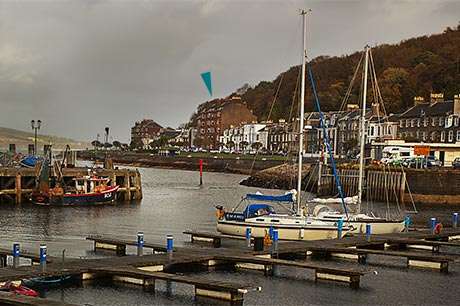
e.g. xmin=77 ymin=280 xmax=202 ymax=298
xmin=315 ymin=217 xmax=405 ymax=234
xmin=347 ymin=220 xmax=405 ymax=234
xmin=217 ymin=220 xmax=347 ymax=241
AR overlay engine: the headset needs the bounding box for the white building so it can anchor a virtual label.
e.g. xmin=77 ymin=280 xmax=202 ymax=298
xmin=220 ymin=123 xmax=267 ymax=152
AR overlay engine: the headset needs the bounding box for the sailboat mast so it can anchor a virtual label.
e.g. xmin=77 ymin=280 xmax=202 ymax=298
xmin=297 ymin=9 xmax=308 ymax=215
xmin=357 ymin=45 xmax=370 ymax=212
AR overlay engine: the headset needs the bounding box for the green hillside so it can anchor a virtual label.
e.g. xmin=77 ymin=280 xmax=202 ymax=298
xmin=240 ymin=24 xmax=460 ymax=121
xmin=0 ymin=127 xmax=89 ymax=151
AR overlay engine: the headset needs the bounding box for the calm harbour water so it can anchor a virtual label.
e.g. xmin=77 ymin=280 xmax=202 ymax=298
xmin=0 ymin=167 xmax=459 ymax=305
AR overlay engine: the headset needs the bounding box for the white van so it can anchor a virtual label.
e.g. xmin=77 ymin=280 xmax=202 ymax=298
xmin=381 ymin=146 xmax=413 ymax=164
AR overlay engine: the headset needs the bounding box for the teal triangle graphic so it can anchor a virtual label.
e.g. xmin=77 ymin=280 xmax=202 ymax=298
xmin=200 ymin=71 xmax=213 ymax=96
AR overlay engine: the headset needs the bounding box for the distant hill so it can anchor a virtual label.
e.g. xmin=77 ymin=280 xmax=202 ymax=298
xmin=239 ymin=24 xmax=460 ymax=121
xmin=0 ymin=127 xmax=90 ymax=151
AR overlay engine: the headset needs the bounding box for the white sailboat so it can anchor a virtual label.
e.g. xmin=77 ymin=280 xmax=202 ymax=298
xmin=311 ymin=46 xmax=405 ymax=234
xmin=216 ymin=10 xmax=351 ymax=241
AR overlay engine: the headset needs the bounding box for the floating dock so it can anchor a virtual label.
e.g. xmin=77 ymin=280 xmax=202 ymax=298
xmin=0 ymin=167 xmax=142 ymax=204
xmin=1 ymin=228 xmax=459 ymax=305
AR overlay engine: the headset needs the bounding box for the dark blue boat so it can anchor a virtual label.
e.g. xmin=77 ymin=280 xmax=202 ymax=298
xmin=22 ymin=275 xmax=75 ymax=289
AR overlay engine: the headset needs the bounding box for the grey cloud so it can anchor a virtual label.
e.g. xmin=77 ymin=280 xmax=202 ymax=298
xmin=0 ymin=0 xmax=458 ymax=142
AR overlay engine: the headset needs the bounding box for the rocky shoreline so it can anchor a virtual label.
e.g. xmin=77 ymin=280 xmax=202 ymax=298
xmin=239 ymin=163 xmax=315 ymax=191
xmin=78 ymin=151 xmax=285 ymax=175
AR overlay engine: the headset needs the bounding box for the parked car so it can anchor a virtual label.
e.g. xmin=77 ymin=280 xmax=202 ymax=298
xmin=426 ymin=155 xmax=442 ymax=168
xmin=453 ymin=157 xmax=460 ymax=169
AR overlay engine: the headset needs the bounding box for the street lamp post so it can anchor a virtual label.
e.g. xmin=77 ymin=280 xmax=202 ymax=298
xmin=31 ymin=120 xmax=42 ymax=156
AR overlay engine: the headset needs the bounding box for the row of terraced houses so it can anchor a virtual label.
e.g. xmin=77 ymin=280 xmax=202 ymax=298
xmin=131 ymin=93 xmax=460 ymax=165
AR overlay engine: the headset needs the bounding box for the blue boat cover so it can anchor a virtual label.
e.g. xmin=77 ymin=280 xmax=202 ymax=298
xmin=245 ymin=192 xmax=294 ymax=202
xmin=243 ymin=204 xmax=275 ymax=218
xmin=20 ymin=155 xmax=41 ymax=168
xmin=224 ymin=204 xmax=276 ymax=221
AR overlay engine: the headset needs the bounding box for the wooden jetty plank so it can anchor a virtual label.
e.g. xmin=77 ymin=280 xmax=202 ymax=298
xmin=384 ymin=237 xmax=460 ymax=252
xmin=183 ymin=230 xmax=247 ymax=248
xmin=284 ymin=244 xmax=456 ymax=273
xmin=90 ymin=266 xmax=260 ymax=294
xmin=0 ymin=292 xmax=78 ymax=306
xmin=86 ymin=236 xmax=172 ymax=254
xmin=214 ymin=253 xmax=369 ymax=288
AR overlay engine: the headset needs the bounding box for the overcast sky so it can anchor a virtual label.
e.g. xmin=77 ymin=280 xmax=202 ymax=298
xmin=0 ymin=0 xmax=459 ymax=142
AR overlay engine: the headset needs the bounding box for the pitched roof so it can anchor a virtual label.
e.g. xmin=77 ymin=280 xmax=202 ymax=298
xmin=399 ymin=101 xmax=454 ymax=118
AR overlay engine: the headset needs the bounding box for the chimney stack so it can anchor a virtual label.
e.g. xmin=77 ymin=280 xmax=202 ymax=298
xmin=346 ymin=104 xmax=359 ymax=112
xmin=430 ymin=93 xmax=444 ymax=105
xmin=413 ymin=96 xmax=426 ymax=106
xmin=454 ymin=94 xmax=460 ymax=115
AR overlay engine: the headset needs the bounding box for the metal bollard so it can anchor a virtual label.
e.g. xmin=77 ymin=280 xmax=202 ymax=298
xmin=430 ymin=217 xmax=437 ymax=234
xmin=453 ymin=213 xmax=459 ymax=228
xmin=12 ymin=243 xmax=20 ymax=268
xmin=137 ymin=232 xmax=144 ymax=256
xmin=404 ymin=215 xmax=411 ymax=232
xmin=365 ymin=224 xmax=371 ymax=242
xmin=39 ymin=245 xmax=47 ymax=272
xmin=272 ymin=229 xmax=279 ymax=253
xmin=166 ymin=235 xmax=173 ymax=260
xmin=271 ymin=229 xmax=279 ymax=276
xmin=337 ymin=218 xmax=344 ymax=239
xmin=245 ymin=228 xmax=252 ymax=248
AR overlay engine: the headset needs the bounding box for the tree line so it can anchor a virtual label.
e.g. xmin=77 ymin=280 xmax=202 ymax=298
xmin=239 ymin=24 xmax=460 ymax=121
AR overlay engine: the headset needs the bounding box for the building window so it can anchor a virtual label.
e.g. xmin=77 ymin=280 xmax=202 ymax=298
xmin=431 ymin=117 xmax=436 ymax=126
xmin=439 ymin=117 xmax=444 ymax=127
xmin=457 ymin=130 xmax=460 ymax=141
xmin=411 ymin=119 xmax=415 ymax=127
xmin=422 ymin=131 xmax=426 ymax=141
xmin=455 ymin=117 xmax=459 ymax=126
xmin=423 ymin=118 xmax=428 ymax=127
xmin=441 ymin=131 xmax=445 ymax=142
xmin=417 ymin=119 xmax=420 ymax=127
xmin=448 ymin=130 xmax=454 ymax=142
xmin=406 ymin=119 xmax=410 ymax=127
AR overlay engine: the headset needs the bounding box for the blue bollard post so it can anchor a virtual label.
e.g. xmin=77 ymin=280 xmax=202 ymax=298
xmin=245 ymin=228 xmax=252 ymax=248
xmin=453 ymin=213 xmax=459 ymax=228
xmin=272 ymin=229 xmax=279 ymax=254
xmin=166 ymin=235 xmax=173 ymax=260
xmin=137 ymin=232 xmax=144 ymax=256
xmin=404 ymin=215 xmax=411 ymax=232
xmin=337 ymin=218 xmax=344 ymax=239
xmin=12 ymin=243 xmax=20 ymax=268
xmin=430 ymin=217 xmax=437 ymax=234
xmin=39 ymin=245 xmax=47 ymax=272
xmin=272 ymin=229 xmax=279 ymax=276
xmin=365 ymin=224 xmax=372 ymax=242
xmin=269 ymin=226 xmax=274 ymax=239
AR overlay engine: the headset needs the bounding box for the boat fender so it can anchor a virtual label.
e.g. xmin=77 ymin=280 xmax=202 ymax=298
xmin=434 ymin=222 xmax=443 ymax=234
xmin=215 ymin=206 xmax=225 ymax=220
xmin=263 ymin=230 xmax=272 ymax=246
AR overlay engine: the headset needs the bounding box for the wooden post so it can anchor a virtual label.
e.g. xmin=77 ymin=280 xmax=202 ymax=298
xmin=15 ymin=173 xmax=22 ymax=204
xmin=124 ymin=172 xmax=131 ymax=201
xmin=135 ymin=170 xmax=143 ymax=200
